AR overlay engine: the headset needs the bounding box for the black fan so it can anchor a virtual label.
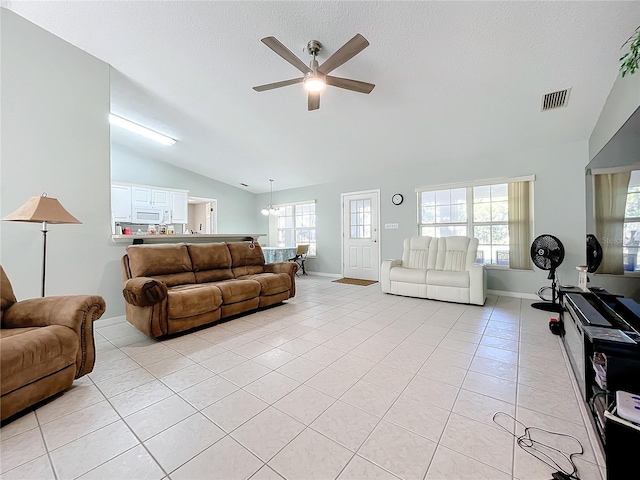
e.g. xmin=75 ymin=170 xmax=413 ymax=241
xmin=586 ymin=234 xmax=603 ymax=273
xmin=530 ymin=234 xmax=565 ymax=312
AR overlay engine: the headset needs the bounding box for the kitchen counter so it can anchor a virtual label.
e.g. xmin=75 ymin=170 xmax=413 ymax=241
xmin=111 ymin=233 xmax=266 ymax=244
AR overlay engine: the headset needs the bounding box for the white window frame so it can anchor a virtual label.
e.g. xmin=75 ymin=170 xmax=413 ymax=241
xmin=268 ymin=200 xmax=316 ymax=257
xmin=416 ymin=175 xmax=535 ymax=268
xmin=623 ymin=169 xmax=640 ymax=273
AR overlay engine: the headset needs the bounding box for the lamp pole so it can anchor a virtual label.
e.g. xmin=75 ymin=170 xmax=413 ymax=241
xmin=41 ymin=221 xmax=48 ymax=297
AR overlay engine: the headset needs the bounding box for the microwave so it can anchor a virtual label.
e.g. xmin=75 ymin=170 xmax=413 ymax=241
xmin=132 ymin=207 xmax=170 ymax=224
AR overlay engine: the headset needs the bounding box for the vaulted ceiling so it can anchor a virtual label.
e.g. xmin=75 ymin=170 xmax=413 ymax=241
xmin=5 ymin=1 xmax=640 ymax=193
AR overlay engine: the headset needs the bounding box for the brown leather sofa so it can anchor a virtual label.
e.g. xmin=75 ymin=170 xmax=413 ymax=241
xmin=121 ymin=242 xmax=298 ymax=338
xmin=0 ymin=266 xmax=106 ymax=422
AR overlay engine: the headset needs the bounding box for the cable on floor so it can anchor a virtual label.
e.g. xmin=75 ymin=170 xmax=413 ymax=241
xmin=492 ymin=411 xmax=584 ymax=480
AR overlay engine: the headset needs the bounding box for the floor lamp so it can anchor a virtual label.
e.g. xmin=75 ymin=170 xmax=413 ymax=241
xmin=2 ymin=193 xmax=81 ymax=297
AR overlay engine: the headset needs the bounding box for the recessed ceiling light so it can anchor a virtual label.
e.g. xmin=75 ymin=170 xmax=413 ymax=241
xmin=109 ymin=114 xmax=176 ymax=146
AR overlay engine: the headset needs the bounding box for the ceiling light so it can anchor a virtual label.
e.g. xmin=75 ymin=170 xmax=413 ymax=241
xmin=261 ymin=179 xmax=280 ymax=216
xmin=304 ymin=75 xmax=326 ymax=92
xmin=108 ymin=114 xmax=176 ymax=146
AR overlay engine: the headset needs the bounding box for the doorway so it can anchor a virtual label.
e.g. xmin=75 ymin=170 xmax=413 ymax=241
xmin=341 ymin=190 xmax=380 ymax=281
xmin=187 ymin=197 xmax=217 ymax=234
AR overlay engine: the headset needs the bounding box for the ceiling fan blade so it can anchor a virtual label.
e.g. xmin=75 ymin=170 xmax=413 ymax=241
xmin=326 ymin=76 xmax=375 ymax=94
xmin=261 ymin=37 xmax=312 ymax=74
xmin=318 ymin=33 xmax=369 ymax=75
xmin=253 ymin=78 xmax=303 ymax=92
xmin=308 ymin=92 xmax=320 ymax=111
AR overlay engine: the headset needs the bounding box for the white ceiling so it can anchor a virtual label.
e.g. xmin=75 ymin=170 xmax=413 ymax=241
xmin=5 ymin=1 xmax=640 ymax=193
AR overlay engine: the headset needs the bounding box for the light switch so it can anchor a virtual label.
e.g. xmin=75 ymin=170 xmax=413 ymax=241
xmin=385 ymin=223 xmax=399 ymax=229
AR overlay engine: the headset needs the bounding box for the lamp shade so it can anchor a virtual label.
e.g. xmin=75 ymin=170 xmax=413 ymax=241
xmin=2 ymin=194 xmax=81 ymax=224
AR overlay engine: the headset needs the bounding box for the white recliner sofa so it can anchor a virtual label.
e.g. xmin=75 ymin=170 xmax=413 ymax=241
xmin=381 ymin=236 xmax=486 ymax=305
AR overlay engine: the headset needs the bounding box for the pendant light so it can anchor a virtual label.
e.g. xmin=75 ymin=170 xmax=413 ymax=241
xmin=261 ymin=179 xmax=280 ymax=216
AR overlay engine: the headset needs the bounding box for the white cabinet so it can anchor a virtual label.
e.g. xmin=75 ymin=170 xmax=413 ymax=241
xmin=111 ymin=184 xmax=132 ymax=222
xmin=170 ymin=190 xmax=189 ymax=224
xmin=131 ymin=186 xmax=171 ymax=208
xmin=132 ymin=186 xmax=152 ymax=207
xmin=152 ymin=189 xmax=171 ymax=209
xmin=111 ymin=182 xmax=188 ymax=225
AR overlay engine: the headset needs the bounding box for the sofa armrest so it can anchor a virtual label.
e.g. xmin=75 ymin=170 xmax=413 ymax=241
xmin=2 ymin=295 xmax=106 ymax=377
xmin=122 ymin=277 xmax=168 ymax=307
xmin=469 ymin=264 xmax=487 ymax=306
xmin=264 ymin=262 xmax=298 ymax=298
xmin=381 ymin=259 xmax=402 ymax=293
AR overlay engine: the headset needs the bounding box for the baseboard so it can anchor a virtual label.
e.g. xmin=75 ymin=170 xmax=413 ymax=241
xmin=487 ymin=289 xmax=539 ymax=300
xmin=305 ymin=271 xmax=342 ymax=278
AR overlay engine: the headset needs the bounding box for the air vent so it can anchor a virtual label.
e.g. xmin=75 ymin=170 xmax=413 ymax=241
xmin=240 ymin=183 xmax=249 ymax=187
xmin=541 ymin=88 xmax=571 ymax=111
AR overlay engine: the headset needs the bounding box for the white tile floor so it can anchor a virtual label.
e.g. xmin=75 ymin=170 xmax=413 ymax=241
xmin=1 ymin=276 xmax=606 ymax=480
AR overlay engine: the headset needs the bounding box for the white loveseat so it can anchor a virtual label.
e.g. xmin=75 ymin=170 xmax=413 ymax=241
xmin=381 ymin=236 xmax=486 ymax=305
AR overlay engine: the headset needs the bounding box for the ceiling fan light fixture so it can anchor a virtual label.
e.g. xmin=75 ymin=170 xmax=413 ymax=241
xmin=304 ymin=76 xmax=326 ymax=92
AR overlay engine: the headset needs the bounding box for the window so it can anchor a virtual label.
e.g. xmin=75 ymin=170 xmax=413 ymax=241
xmin=350 ymin=199 xmax=372 ymax=239
xmin=270 ymin=201 xmax=316 ymax=256
xmin=623 ymin=170 xmax=640 ymax=272
xmin=418 ymin=178 xmax=533 ymax=267
xmin=473 ymin=184 xmax=509 ymax=266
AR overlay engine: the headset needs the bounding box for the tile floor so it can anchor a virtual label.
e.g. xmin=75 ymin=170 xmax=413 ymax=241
xmin=0 ymin=276 xmax=605 ymax=480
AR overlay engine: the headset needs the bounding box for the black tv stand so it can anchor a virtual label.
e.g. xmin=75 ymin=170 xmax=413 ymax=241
xmin=559 ymin=288 xmax=640 ymax=480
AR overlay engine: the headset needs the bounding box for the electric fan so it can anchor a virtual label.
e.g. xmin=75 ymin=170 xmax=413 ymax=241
xmin=530 ymin=234 xmax=565 ymax=312
xmin=586 ymin=234 xmax=603 ymax=273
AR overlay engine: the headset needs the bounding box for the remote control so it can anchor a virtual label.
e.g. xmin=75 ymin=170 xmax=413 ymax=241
xmin=616 ymin=391 xmax=640 ymax=424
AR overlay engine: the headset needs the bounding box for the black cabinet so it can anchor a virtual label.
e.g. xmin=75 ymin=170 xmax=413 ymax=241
xmin=559 ymin=290 xmax=640 ymax=480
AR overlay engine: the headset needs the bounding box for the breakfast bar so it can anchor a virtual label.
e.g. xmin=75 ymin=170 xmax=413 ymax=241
xmin=111 ymin=233 xmax=266 ymax=245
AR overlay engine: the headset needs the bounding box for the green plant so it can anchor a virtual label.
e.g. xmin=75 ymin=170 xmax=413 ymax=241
xmin=620 ymin=26 xmax=640 ymax=77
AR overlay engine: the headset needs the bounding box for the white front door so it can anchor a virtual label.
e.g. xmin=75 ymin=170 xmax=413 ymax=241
xmin=342 ymin=190 xmax=380 ymax=281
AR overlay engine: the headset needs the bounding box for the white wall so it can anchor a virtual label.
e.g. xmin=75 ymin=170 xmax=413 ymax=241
xmin=111 ymin=146 xmax=258 ymax=234
xmin=257 ymin=140 xmax=593 ymax=298
xmin=590 ymin=72 xmax=640 ymax=159
xmin=187 ymin=203 xmax=208 ymax=233
xmin=587 ymin=71 xmax=640 ymax=300
xmin=0 ymin=9 xmax=126 ymax=314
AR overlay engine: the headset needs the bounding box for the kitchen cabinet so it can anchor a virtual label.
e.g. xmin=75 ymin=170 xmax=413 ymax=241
xmin=111 ymin=184 xmax=132 ymax=222
xmin=131 ymin=186 xmax=171 ymax=208
xmin=111 ymin=182 xmax=188 ymax=226
xmin=152 ymin=189 xmax=171 ymax=209
xmin=170 ymin=190 xmax=188 ymax=224
xmin=131 ymin=186 xmax=152 ymax=206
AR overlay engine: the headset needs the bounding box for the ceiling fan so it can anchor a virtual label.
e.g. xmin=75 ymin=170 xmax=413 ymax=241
xmin=253 ymin=33 xmax=375 ymax=111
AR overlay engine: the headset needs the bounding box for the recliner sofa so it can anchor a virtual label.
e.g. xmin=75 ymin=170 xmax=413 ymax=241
xmin=121 ymin=242 xmax=298 ymax=338
xmin=0 ymin=266 xmax=105 ymax=421
xmin=381 ymin=236 xmax=486 ymax=305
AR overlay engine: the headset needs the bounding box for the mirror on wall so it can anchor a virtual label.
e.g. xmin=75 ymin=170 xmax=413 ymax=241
xmin=586 ymin=106 xmax=640 ymax=273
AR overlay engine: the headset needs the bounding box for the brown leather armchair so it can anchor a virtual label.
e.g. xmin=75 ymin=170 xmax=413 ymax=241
xmin=0 ymin=266 xmax=106 ymax=422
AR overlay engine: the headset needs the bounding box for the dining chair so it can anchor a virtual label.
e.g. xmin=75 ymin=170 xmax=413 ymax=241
xmin=289 ymin=244 xmax=309 ymax=276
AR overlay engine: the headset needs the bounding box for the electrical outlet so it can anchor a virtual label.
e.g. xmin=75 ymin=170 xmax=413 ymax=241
xmin=385 ymin=223 xmax=399 ymax=229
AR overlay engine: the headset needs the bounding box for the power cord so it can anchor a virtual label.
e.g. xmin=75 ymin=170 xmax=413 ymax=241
xmin=492 ymin=412 xmax=584 ymax=480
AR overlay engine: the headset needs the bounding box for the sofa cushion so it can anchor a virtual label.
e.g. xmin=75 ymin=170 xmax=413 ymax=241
xmin=402 ymin=236 xmax=437 ymax=270
xmin=188 ymin=243 xmax=234 ymax=283
xmin=434 ymin=237 xmax=478 ymax=272
xmin=426 ymin=270 xmax=470 ymax=288
xmin=127 ymin=243 xmax=196 ymax=287
xmin=390 ymin=267 xmax=428 ymax=284
xmin=211 ymin=279 xmax=261 ymax=304
xmin=167 ymin=284 xmax=223 ymax=319
xmin=237 ymin=273 xmax=291 ymax=296
xmin=227 ymin=243 xmax=266 ymax=277
xmin=0 ymin=266 xmax=17 ymax=325
xmin=0 ymin=325 xmax=78 ymax=395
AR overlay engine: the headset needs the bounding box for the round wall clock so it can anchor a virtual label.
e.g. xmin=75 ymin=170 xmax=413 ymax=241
xmin=392 ymin=193 xmax=404 ymax=205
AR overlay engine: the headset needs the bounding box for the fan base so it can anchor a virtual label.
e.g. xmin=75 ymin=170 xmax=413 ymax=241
xmin=531 ymin=302 xmax=563 ymax=313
